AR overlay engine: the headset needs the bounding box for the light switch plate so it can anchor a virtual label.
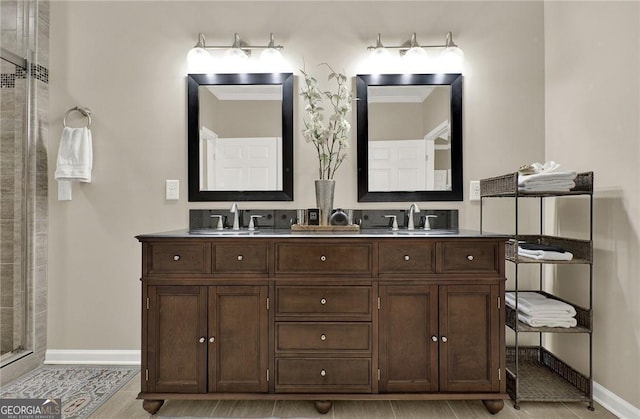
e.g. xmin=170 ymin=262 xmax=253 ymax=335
xmin=165 ymin=180 xmax=179 ymax=200
xmin=469 ymin=180 xmax=481 ymax=201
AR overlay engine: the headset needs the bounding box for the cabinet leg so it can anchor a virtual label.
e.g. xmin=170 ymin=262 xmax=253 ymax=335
xmin=482 ymin=399 xmax=504 ymax=414
xmin=142 ymin=399 xmax=164 ymax=415
xmin=314 ymin=400 xmax=333 ymax=414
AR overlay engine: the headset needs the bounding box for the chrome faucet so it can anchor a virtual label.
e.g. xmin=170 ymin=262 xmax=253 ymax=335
xmin=230 ymin=203 xmax=240 ymax=230
xmin=407 ymin=203 xmax=421 ymax=230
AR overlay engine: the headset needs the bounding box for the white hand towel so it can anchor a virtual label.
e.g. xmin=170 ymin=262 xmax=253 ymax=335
xmin=517 ymin=313 xmax=577 ymax=328
xmin=54 ymin=127 xmax=93 ymax=200
xmin=518 ymin=247 xmax=574 ymax=261
xmin=505 ymin=292 xmax=576 ymax=316
xmin=518 ymin=170 xmax=577 ymax=186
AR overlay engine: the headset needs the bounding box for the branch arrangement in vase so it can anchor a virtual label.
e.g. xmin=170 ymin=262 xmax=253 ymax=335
xmin=300 ymin=64 xmax=354 ymax=180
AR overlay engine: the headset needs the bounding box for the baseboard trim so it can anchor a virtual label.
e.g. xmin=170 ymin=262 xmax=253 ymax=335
xmin=44 ymin=350 xmax=141 ymax=366
xmin=594 ymin=381 xmax=639 ymax=419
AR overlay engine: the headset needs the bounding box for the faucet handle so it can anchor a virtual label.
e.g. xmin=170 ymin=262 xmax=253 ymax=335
xmin=423 ymin=215 xmax=438 ymax=230
xmin=249 ymin=215 xmax=263 ymax=231
xmin=209 ymin=214 xmax=224 ymax=230
xmin=384 ymin=215 xmax=399 ymax=231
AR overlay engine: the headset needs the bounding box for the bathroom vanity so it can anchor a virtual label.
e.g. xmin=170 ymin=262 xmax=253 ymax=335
xmin=136 ymin=229 xmax=507 ymax=414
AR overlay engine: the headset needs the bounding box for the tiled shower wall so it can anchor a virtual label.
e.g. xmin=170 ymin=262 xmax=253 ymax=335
xmin=0 ymin=0 xmax=49 ymax=384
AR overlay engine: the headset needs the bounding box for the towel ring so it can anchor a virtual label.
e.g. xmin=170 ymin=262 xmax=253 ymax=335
xmin=63 ymin=106 xmax=92 ymax=128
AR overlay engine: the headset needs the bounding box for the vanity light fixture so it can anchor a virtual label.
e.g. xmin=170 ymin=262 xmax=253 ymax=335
xmin=187 ymin=32 xmax=285 ymax=73
xmin=366 ymin=32 xmax=464 ymax=72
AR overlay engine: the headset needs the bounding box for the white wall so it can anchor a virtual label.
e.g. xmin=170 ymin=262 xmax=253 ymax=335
xmin=544 ymin=1 xmax=640 ymax=411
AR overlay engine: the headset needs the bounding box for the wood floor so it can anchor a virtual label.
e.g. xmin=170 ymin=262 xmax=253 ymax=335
xmin=90 ymin=373 xmax=618 ymax=418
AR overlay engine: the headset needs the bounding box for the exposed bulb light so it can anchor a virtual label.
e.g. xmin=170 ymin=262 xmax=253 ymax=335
xmin=187 ymin=32 xmax=286 ymax=74
xmin=439 ymin=32 xmax=464 ymax=73
xmin=401 ymin=33 xmax=429 ymax=72
xmin=187 ymin=33 xmax=214 ymax=73
xmin=366 ymin=31 xmax=464 ymax=73
xmin=259 ymin=33 xmax=287 ymax=71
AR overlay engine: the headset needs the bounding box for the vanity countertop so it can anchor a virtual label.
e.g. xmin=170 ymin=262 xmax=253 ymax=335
xmin=137 ymin=228 xmax=506 ymax=239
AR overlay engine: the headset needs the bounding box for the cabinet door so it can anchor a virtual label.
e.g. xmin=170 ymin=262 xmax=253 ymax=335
xmin=147 ymin=285 xmax=208 ymax=393
xmin=208 ymin=285 xmax=268 ymax=393
xmin=379 ymin=285 xmax=439 ymax=392
xmin=439 ymin=284 xmax=500 ymax=392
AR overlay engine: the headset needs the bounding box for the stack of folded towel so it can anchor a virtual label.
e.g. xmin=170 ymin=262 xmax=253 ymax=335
xmin=505 ymin=292 xmax=577 ymax=328
xmin=517 ymin=161 xmax=577 ymax=192
xmin=518 ymin=242 xmax=573 ymax=261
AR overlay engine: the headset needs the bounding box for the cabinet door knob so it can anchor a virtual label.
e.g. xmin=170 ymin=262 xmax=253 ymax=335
xmin=199 ymin=337 xmax=206 ymax=343
xmin=467 ymin=255 xmax=474 ymax=261
xmin=237 ymin=255 xmax=244 ymax=261
xmin=320 ymin=334 xmax=327 ymax=341
xmin=320 ymin=298 xmax=327 ymax=305
xmin=320 ymin=255 xmax=327 ymax=262
xmin=403 ymin=255 xmax=410 ymax=261
xmin=173 ymin=255 xmax=180 ymax=261
xmin=320 ymin=369 xmax=327 ymax=377
xmin=441 ymin=336 xmax=448 ymax=342
xmin=209 ymin=337 xmax=215 ymax=343
xmin=431 ymin=335 xmax=438 ymax=342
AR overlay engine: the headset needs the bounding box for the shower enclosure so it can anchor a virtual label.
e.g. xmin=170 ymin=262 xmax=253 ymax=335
xmin=0 ymin=0 xmax=49 ymax=382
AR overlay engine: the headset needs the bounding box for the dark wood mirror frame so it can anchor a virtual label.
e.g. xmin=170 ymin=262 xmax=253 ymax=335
xmin=356 ymin=73 xmax=463 ymax=202
xmin=187 ymin=73 xmax=294 ymax=201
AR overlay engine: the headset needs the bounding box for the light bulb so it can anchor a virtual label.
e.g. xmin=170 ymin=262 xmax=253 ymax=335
xmin=402 ymin=47 xmax=429 ymax=72
xmin=260 ymin=48 xmax=287 ymax=72
xmin=222 ymin=48 xmax=250 ymax=72
xmin=439 ymin=46 xmax=464 ymax=73
xmin=368 ymin=47 xmax=393 ymax=73
xmin=187 ymin=47 xmax=214 ymax=73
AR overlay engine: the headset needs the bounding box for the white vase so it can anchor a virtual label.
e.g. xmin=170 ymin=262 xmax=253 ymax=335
xmin=315 ymin=180 xmax=335 ymax=226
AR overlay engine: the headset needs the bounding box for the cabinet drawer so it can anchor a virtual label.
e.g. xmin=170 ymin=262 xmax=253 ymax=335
xmin=275 ymin=243 xmax=371 ymax=275
xmin=214 ymin=243 xmax=268 ymax=274
xmin=276 ymin=286 xmax=372 ymax=318
xmin=276 ymin=322 xmax=371 ymax=353
xmin=437 ymin=241 xmax=500 ymax=274
xmin=275 ymin=358 xmax=371 ymax=392
xmin=379 ymin=241 xmax=435 ymax=274
xmin=147 ymin=242 xmax=211 ymax=274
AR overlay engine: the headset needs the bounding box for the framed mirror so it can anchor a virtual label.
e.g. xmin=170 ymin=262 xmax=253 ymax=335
xmin=356 ymin=73 xmax=462 ymax=202
xmin=188 ymin=73 xmax=294 ymax=201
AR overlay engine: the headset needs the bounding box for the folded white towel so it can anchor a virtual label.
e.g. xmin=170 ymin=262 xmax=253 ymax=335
xmin=518 ymin=247 xmax=574 ymax=261
xmin=517 ymin=313 xmax=577 ymax=328
xmin=518 ymin=170 xmax=577 ymax=186
xmin=519 ymin=181 xmax=576 ymax=192
xmin=54 ymin=127 xmax=93 ymax=200
xmin=505 ymin=292 xmax=576 ymax=316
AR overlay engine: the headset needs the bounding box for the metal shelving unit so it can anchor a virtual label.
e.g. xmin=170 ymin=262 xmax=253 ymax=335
xmin=479 ymin=171 xmax=594 ymax=410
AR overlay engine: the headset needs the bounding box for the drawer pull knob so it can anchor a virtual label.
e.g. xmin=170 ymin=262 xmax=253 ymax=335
xmin=199 ymin=337 xmax=206 ymax=343
xmin=431 ymin=335 xmax=438 ymax=342
xmin=403 ymin=255 xmax=410 ymax=261
xmin=441 ymin=336 xmax=448 ymax=343
xmin=320 ymin=334 xmax=327 ymax=341
xmin=173 ymin=255 xmax=180 ymax=261
xmin=209 ymin=337 xmax=215 ymax=343
xmin=320 ymin=298 xmax=327 ymax=305
xmin=320 ymin=255 xmax=327 ymax=262
xmin=320 ymin=369 xmax=327 ymax=377
xmin=237 ymin=255 xmax=244 ymax=261
xmin=467 ymin=255 xmax=474 ymax=261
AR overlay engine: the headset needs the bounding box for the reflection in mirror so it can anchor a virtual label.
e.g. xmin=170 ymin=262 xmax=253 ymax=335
xmin=367 ymin=85 xmax=451 ymax=191
xmin=188 ymin=73 xmax=294 ymax=201
xmin=356 ymin=74 xmax=462 ymax=202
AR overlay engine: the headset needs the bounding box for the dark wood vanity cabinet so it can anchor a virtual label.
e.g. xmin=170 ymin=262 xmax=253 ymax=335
xmin=145 ymin=285 xmax=268 ymax=395
xmin=137 ymin=234 xmax=506 ymax=415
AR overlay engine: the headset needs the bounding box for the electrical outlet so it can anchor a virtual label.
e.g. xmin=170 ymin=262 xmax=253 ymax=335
xmin=165 ymin=180 xmax=179 ymax=200
xmin=469 ymin=180 xmax=481 ymax=201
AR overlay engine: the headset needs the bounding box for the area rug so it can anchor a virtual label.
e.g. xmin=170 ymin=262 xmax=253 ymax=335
xmin=0 ymin=365 xmax=138 ymax=418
